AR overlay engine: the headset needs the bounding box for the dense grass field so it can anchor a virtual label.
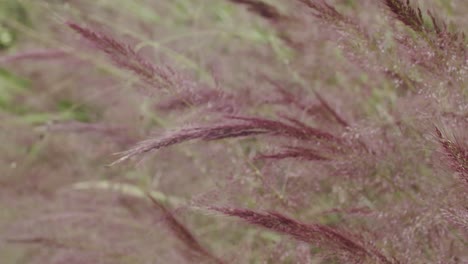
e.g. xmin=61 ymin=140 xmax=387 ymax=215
xmin=0 ymin=0 xmax=467 ymax=263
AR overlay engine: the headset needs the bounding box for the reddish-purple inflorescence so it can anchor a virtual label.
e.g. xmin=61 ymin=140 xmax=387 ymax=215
xmin=435 ymin=127 xmax=468 ymax=184
xmin=211 ymin=207 xmax=395 ymax=264
xmin=67 ymin=22 xmax=177 ymax=90
xmin=148 ymin=195 xmax=224 ymax=264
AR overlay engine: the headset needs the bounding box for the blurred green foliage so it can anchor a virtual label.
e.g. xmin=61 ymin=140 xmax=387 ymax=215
xmin=0 ymin=67 xmax=29 ymax=111
xmin=0 ymin=0 xmax=29 ymax=49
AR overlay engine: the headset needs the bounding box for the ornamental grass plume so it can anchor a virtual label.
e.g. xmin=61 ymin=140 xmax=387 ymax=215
xmin=111 ymin=115 xmax=343 ymax=165
xmin=435 ymin=127 xmax=468 ymax=184
xmin=148 ymin=195 xmax=224 ymax=264
xmin=382 ymin=0 xmax=425 ymax=33
xmin=67 ymin=22 xmax=177 ymax=90
xmin=210 ymin=207 xmax=396 ymax=264
xmin=381 ymin=0 xmax=466 ymax=53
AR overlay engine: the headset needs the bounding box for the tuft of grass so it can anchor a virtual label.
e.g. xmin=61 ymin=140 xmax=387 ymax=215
xmin=1 ymin=0 xmax=467 ymax=263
